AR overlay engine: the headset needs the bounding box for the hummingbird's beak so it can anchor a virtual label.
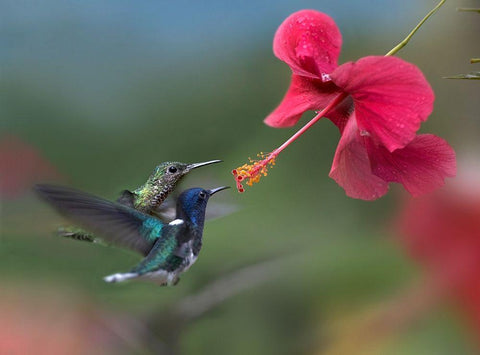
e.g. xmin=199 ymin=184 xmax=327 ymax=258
xmin=207 ymin=186 xmax=230 ymax=196
xmin=187 ymin=159 xmax=222 ymax=171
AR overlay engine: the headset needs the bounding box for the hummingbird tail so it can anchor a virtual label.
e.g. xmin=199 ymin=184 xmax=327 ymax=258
xmin=57 ymin=226 xmax=95 ymax=243
xmin=103 ymin=272 xmax=139 ymax=283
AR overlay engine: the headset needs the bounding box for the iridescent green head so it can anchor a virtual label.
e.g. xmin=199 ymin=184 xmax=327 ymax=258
xmin=130 ymin=160 xmax=221 ymax=214
xmin=134 ymin=159 xmax=222 ymax=213
xmin=148 ymin=160 xmax=222 ymax=187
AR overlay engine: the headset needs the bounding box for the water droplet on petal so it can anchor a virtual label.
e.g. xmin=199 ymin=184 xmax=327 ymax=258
xmin=321 ymin=73 xmax=331 ymax=82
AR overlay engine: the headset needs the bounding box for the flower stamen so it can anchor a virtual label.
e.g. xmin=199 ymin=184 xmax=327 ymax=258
xmin=232 ymin=153 xmax=276 ymax=192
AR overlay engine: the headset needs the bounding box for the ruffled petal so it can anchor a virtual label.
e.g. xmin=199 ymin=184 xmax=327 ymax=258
xmin=331 ymin=56 xmax=434 ymax=152
xmin=329 ymin=116 xmax=389 ymax=200
xmin=264 ymin=74 xmax=340 ymax=127
xmin=366 ymin=134 xmax=456 ymax=197
xmin=273 ymin=10 xmax=342 ymax=80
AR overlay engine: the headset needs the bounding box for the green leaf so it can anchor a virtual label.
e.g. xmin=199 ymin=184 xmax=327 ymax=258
xmin=457 ymin=8 xmax=480 ymax=13
xmin=444 ymin=72 xmax=480 ymax=80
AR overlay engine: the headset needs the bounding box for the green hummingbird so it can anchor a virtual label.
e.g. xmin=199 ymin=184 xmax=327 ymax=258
xmin=116 ymin=160 xmax=222 ymax=214
xmin=35 ymin=184 xmax=229 ymax=286
xmin=59 ymin=160 xmax=221 ymax=242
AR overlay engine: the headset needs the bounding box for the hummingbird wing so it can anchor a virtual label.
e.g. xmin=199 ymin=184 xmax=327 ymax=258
xmin=35 ymin=184 xmax=164 ymax=256
xmin=55 ymin=190 xmax=141 ymax=245
xmin=155 ymin=195 xmax=238 ymax=223
xmin=116 ymin=189 xmax=136 ymax=209
xmin=153 ymin=196 xmax=177 ymax=222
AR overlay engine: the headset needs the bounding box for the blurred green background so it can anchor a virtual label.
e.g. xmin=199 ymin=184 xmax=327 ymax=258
xmin=1 ymin=0 xmax=479 ymax=354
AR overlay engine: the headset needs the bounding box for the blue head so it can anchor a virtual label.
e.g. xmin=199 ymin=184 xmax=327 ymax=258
xmin=176 ymin=186 xmax=229 ymax=228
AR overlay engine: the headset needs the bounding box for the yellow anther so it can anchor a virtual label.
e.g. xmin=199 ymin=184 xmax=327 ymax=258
xmin=232 ymin=152 xmax=276 ymax=192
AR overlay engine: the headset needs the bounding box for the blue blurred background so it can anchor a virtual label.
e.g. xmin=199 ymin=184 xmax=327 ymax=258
xmin=1 ymin=1 xmax=479 ymax=354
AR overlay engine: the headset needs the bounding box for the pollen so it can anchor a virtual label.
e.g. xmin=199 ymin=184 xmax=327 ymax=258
xmin=232 ymin=152 xmax=276 ymax=193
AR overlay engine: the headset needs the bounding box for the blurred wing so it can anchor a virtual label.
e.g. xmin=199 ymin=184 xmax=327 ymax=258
xmin=116 ymin=189 xmax=136 ymax=209
xmin=35 ymin=184 xmax=163 ymax=256
xmin=154 ymin=196 xmax=177 ymax=223
xmin=204 ymin=202 xmax=239 ymax=221
xmin=155 ymin=196 xmax=238 ymax=223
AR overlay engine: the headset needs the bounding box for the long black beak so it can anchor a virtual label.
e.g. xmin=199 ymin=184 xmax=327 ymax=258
xmin=208 ymin=186 xmax=230 ymax=196
xmin=187 ymin=159 xmax=222 ymax=171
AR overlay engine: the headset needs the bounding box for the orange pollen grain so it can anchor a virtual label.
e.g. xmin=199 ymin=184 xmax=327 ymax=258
xmin=232 ymin=153 xmax=276 ymax=192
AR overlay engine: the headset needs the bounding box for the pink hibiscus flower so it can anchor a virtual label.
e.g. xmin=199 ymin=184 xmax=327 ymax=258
xmin=397 ymin=176 xmax=480 ymax=339
xmin=233 ymin=10 xmax=456 ymax=200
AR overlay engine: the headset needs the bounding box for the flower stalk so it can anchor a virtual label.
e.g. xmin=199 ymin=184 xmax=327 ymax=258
xmin=233 ymin=92 xmax=348 ymax=192
xmin=385 ymin=0 xmax=446 ymax=56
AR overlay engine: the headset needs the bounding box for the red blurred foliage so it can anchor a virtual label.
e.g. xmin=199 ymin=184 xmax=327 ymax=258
xmin=0 ymin=135 xmax=63 ymax=199
xmin=0 ymin=288 xmax=113 ymax=355
xmin=397 ymin=181 xmax=480 ymax=336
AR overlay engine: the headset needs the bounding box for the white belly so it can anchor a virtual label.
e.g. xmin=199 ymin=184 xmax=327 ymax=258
xmin=137 ymin=269 xmax=178 ymax=285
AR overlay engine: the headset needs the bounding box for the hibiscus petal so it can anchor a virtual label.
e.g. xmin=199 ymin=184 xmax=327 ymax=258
xmin=331 ymin=56 xmax=434 ymax=152
xmin=273 ymin=10 xmax=342 ymax=80
xmin=367 ymin=134 xmax=456 ymax=197
xmin=329 ymin=116 xmax=388 ymax=200
xmin=264 ymin=74 xmax=340 ymax=127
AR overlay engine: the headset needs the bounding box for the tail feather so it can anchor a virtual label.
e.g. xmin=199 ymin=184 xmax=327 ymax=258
xmin=103 ymin=272 xmax=138 ymax=283
xmin=57 ymin=227 xmax=95 ymax=242
xmin=103 ymin=270 xmax=178 ymax=286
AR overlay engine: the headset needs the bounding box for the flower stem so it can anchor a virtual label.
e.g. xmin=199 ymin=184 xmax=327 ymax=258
xmin=385 ymin=0 xmax=446 ymax=56
xmin=271 ymin=92 xmax=348 ymax=157
xmin=232 ymin=92 xmax=348 ymax=192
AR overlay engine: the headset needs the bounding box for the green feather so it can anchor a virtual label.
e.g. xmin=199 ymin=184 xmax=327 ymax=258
xmin=131 ymin=226 xmax=184 ymax=274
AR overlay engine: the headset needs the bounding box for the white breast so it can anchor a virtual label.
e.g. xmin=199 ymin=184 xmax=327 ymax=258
xmin=169 ymin=219 xmax=184 ymax=226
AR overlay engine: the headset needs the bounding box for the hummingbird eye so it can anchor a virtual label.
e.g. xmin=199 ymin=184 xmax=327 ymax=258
xmin=167 ymin=166 xmax=178 ymax=174
xmin=199 ymin=191 xmax=207 ymax=199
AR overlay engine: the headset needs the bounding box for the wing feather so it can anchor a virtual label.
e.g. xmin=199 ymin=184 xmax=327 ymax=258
xmin=35 ymin=184 xmax=164 ymax=256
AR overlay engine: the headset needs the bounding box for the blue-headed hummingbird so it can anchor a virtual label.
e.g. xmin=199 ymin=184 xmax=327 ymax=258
xmin=35 ymin=184 xmax=229 ymax=286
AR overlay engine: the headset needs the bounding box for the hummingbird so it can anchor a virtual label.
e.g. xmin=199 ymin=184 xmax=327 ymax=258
xmin=116 ymin=160 xmax=222 ymax=214
xmin=59 ymin=159 xmax=221 ymax=242
xmin=35 ymin=184 xmax=229 ymax=286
